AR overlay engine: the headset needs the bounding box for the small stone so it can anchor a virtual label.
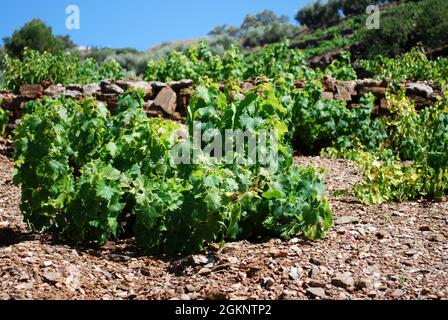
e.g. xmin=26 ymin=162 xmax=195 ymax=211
xmin=356 ymin=78 xmax=381 ymax=87
xmin=391 ymin=289 xmax=405 ymax=298
xmin=262 ymin=277 xmax=275 ymax=289
xmin=367 ymin=290 xmax=377 ymax=298
xmin=309 ymin=266 xmax=321 ymax=279
xmin=331 ymin=272 xmax=354 ymax=289
xmin=115 ymin=273 xmax=124 ymax=280
xmin=102 ymin=270 xmax=112 ymax=278
xmin=140 ymin=267 xmax=151 ymax=277
xmin=20 ymin=84 xmax=43 ymax=99
xmin=115 ymin=80 xmax=153 ymax=98
xmin=124 ymin=274 xmax=134 ymax=283
xmin=402 ymin=260 xmax=414 ymax=266
xmin=246 ymin=266 xmax=262 ymax=278
xmin=180 ymin=294 xmax=191 ymax=301
xmin=186 ymin=284 xmax=202 ymax=293
xmin=306 ymin=287 xmax=326 ymax=299
xmin=19 ymin=274 xmax=29 ymax=281
xmin=279 ymin=290 xmax=297 ymax=300
xmin=392 ymin=211 xmax=403 ymax=217
xmin=110 ymin=254 xmax=130 ymax=262
xmin=143 ymin=100 xmax=164 ymax=117
xmin=149 ymin=81 xmax=168 ymax=91
xmin=419 ymin=225 xmax=431 ymax=232
xmin=42 ymin=272 xmax=61 ymax=284
xmin=65 ymin=90 xmax=82 ymax=99
xmin=66 ymin=84 xmax=83 ymax=92
xmin=429 ymin=233 xmax=445 ymax=242
xmin=83 ymin=83 xmax=101 ymax=96
xmin=206 ymin=289 xmax=227 ymax=300
xmin=116 ymin=290 xmax=128 ymax=298
xmin=310 ymin=257 xmax=323 ymax=266
xmin=405 ymin=83 xmax=434 ymax=99
xmin=404 ymin=250 xmax=418 ymax=257
xmin=101 ymin=80 xmax=124 ymax=95
xmin=364 ymin=86 xmax=387 ymax=96
xmin=190 ymin=255 xmax=210 ymax=265
xmin=197 ymin=268 xmax=212 ymax=276
xmin=154 ymin=86 xmax=177 ymax=115
xmin=308 ymin=279 xmax=326 ymax=288
xmin=336 ymin=292 xmax=349 ymax=300
xmin=288 ymin=267 xmax=300 ymax=280
xmin=226 ymin=257 xmax=239 ymax=265
xmin=169 ymin=79 xmax=194 ymax=91
xmin=289 ymin=245 xmax=301 ymax=255
xmin=289 ymin=238 xmax=299 ymax=244
xmin=335 ymin=81 xmax=357 ymax=101
xmin=355 ymin=279 xmax=373 ymax=290
xmin=43 ymin=261 xmax=53 ymax=267
xmin=44 ymin=84 xmax=65 ymax=98
xmin=15 ymin=282 xmax=34 ymax=290
xmin=335 ymin=216 xmax=359 ymax=225
xmin=420 ymin=288 xmax=432 ymax=295
xmin=270 ymin=249 xmax=288 ymax=258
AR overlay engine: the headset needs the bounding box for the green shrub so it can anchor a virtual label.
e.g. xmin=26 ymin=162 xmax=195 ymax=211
xmin=359 ymin=47 xmax=448 ymax=87
xmin=3 ymin=48 xmax=124 ymax=91
xmin=295 ymin=0 xmax=342 ymax=29
xmin=13 ymin=87 xmax=332 ymax=254
xmin=3 ymin=19 xmax=75 ymax=58
xmin=145 ymin=40 xmax=310 ymax=83
xmin=325 ymin=51 xmax=357 ymax=80
xmin=362 ymin=0 xmax=448 ymax=58
xmin=414 ymin=0 xmax=448 ymax=48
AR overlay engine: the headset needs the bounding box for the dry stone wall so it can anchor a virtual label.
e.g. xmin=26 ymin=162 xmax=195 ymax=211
xmin=307 ymin=76 xmax=442 ymax=116
xmin=0 ymin=77 xmax=442 ymax=135
xmin=0 ymin=79 xmax=195 ymax=133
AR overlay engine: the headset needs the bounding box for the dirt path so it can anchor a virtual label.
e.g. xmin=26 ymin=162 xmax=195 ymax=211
xmin=0 ymin=155 xmax=447 ymax=300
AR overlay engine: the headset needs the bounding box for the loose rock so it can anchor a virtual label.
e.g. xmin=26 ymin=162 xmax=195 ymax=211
xmin=335 ymin=216 xmax=360 ymax=225
xmin=331 ymin=272 xmax=355 ymax=289
xmin=306 ymin=287 xmax=326 ymax=299
xmin=154 ymin=86 xmax=177 ymax=115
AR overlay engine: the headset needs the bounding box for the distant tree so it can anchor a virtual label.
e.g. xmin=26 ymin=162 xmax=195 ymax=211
xmin=415 ymin=0 xmax=448 ymax=48
xmin=295 ymin=0 xmax=342 ymax=29
xmin=341 ymin=0 xmax=387 ymax=16
xmin=241 ymin=10 xmax=290 ymax=31
xmin=3 ymin=19 xmax=75 ymax=58
xmin=207 ymin=9 xmax=298 ymax=49
xmin=242 ymin=23 xmax=296 ymax=48
xmin=208 ymin=25 xmax=240 ymax=38
xmin=362 ymin=0 xmax=422 ymax=57
xmin=361 ymin=0 xmax=447 ymax=58
xmin=0 ymin=46 xmax=5 ymax=67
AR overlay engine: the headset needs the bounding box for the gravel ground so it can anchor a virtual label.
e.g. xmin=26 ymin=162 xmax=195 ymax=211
xmin=0 ymin=155 xmax=447 ymax=300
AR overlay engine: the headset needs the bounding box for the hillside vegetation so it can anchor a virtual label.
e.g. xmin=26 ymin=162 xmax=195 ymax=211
xmin=0 ymin=0 xmax=446 ymax=255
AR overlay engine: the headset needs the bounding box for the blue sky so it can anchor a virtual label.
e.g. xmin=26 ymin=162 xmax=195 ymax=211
xmin=0 ymin=0 xmax=310 ymax=51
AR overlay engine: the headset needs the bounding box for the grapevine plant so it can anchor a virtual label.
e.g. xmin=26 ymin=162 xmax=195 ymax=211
xmin=13 ymin=87 xmax=332 ymax=254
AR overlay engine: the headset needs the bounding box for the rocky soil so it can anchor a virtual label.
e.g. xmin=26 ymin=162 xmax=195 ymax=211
xmin=0 ymin=154 xmax=447 ymax=300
